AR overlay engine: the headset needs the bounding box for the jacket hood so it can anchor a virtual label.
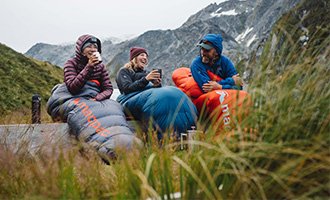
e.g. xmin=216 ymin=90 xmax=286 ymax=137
xmin=199 ymin=34 xmax=223 ymax=55
xmin=75 ymin=34 xmax=102 ymax=61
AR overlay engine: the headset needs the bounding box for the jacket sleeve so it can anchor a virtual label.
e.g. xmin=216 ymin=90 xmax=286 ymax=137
xmin=94 ymin=64 xmax=113 ymax=101
xmin=190 ymin=56 xmax=211 ymax=91
xmin=64 ymin=59 xmax=93 ymax=95
xmin=217 ymin=78 xmax=235 ymax=89
xmin=216 ymin=56 xmax=238 ymax=89
xmin=116 ymin=68 xmax=149 ymax=94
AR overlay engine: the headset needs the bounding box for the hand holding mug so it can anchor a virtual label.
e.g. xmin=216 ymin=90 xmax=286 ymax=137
xmin=88 ymin=52 xmax=102 ymax=66
xmin=92 ymin=52 xmax=102 ymax=63
xmin=146 ymin=69 xmax=161 ymax=81
xmin=153 ymin=69 xmax=162 ymax=78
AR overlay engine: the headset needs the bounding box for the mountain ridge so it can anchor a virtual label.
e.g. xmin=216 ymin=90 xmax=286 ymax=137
xmin=24 ymin=0 xmax=303 ymax=86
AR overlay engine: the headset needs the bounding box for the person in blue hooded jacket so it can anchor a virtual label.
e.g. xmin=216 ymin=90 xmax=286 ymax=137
xmin=190 ymin=34 xmax=243 ymax=92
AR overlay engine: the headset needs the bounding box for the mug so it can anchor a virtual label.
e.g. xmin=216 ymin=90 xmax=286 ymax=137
xmin=92 ymin=52 xmax=102 ymax=63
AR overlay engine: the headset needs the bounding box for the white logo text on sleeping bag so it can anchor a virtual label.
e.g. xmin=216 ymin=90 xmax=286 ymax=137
xmin=215 ymin=91 xmax=231 ymax=131
xmin=71 ymin=98 xmax=111 ymax=137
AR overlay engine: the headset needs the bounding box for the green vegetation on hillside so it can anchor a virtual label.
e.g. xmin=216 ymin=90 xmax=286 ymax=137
xmin=0 ymin=43 xmax=63 ymax=115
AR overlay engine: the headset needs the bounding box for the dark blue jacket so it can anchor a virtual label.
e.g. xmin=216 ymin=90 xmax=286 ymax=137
xmin=190 ymin=34 xmax=239 ymax=90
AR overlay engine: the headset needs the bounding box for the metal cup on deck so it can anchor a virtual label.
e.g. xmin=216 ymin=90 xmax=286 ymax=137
xmin=180 ymin=126 xmax=204 ymax=151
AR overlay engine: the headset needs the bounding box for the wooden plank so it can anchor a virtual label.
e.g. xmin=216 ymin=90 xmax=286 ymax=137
xmin=0 ymin=123 xmax=73 ymax=154
xmin=0 ymin=120 xmax=147 ymax=154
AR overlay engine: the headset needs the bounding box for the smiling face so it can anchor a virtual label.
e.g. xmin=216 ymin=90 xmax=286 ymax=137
xmin=82 ymin=44 xmax=98 ymax=58
xmin=133 ymin=53 xmax=148 ymax=70
xmin=201 ymin=47 xmax=220 ymax=66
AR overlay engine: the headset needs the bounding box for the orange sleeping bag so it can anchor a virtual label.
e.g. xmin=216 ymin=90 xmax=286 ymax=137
xmin=172 ymin=67 xmax=221 ymax=100
xmin=172 ymin=67 xmax=252 ymax=132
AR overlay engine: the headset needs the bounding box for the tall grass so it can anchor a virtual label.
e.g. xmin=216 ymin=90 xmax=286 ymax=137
xmin=1 ymin=4 xmax=330 ymax=200
xmin=0 ymin=106 xmax=53 ymax=124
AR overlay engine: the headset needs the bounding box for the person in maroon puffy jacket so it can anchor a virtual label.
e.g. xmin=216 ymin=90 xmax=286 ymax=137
xmin=64 ymin=34 xmax=113 ymax=101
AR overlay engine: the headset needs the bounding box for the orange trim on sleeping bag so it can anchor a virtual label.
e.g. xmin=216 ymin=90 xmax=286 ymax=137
xmin=172 ymin=67 xmax=252 ymax=133
xmin=90 ymin=80 xmax=100 ymax=86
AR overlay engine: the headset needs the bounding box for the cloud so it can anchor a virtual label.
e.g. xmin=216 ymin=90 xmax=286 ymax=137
xmin=0 ymin=0 xmax=225 ymax=53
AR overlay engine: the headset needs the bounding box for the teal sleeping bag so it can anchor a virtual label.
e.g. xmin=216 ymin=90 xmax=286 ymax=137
xmin=117 ymin=86 xmax=197 ymax=139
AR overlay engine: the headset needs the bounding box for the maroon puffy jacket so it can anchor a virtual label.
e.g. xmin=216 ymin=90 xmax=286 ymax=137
xmin=63 ymin=34 xmax=113 ymax=101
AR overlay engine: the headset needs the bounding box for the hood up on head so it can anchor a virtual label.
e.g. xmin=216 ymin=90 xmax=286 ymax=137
xmin=198 ymin=34 xmax=223 ymax=55
xmin=75 ymin=34 xmax=102 ymax=61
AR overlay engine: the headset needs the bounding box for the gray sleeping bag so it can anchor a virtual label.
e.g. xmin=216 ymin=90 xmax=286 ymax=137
xmin=46 ymin=81 xmax=142 ymax=157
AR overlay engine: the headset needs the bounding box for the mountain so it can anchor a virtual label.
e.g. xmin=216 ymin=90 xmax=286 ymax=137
xmin=25 ymin=0 xmax=303 ymax=86
xmin=26 ymin=42 xmax=75 ymax=69
xmin=243 ymin=0 xmax=330 ymax=83
xmin=25 ymin=36 xmax=134 ymax=68
xmin=0 ymin=43 xmax=63 ymax=113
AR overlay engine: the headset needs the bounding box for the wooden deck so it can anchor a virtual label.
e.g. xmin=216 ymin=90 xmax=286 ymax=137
xmin=0 ymin=123 xmax=73 ymax=154
xmin=0 ymin=119 xmax=148 ymax=154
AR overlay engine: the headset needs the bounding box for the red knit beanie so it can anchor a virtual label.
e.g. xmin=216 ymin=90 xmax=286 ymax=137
xmin=130 ymin=47 xmax=148 ymax=61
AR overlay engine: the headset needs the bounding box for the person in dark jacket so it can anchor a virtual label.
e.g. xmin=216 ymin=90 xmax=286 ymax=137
xmin=116 ymin=47 xmax=197 ymax=139
xmin=64 ymin=34 xmax=113 ymax=101
xmin=191 ymin=34 xmax=243 ymax=92
xmin=116 ymin=47 xmax=161 ymax=95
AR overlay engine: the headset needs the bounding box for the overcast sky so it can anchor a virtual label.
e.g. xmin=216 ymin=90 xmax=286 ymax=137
xmin=0 ymin=0 xmax=225 ymax=53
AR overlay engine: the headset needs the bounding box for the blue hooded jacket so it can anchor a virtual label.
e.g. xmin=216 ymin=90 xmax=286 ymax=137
xmin=190 ymin=34 xmax=239 ymax=90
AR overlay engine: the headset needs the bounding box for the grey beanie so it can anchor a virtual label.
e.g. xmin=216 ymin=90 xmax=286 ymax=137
xmin=81 ymin=38 xmax=98 ymax=52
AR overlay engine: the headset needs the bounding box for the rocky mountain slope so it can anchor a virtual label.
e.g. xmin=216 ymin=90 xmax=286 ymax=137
xmin=25 ymin=0 xmax=302 ymax=86
xmin=243 ymin=0 xmax=330 ymax=83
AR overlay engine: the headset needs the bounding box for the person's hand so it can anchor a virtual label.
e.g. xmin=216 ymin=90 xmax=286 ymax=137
xmin=151 ymin=78 xmax=162 ymax=87
xmin=145 ymin=70 xmax=161 ymax=82
xmin=232 ymin=74 xmax=243 ymax=87
xmin=202 ymin=81 xmax=222 ymax=92
xmin=88 ymin=53 xmax=100 ymax=67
